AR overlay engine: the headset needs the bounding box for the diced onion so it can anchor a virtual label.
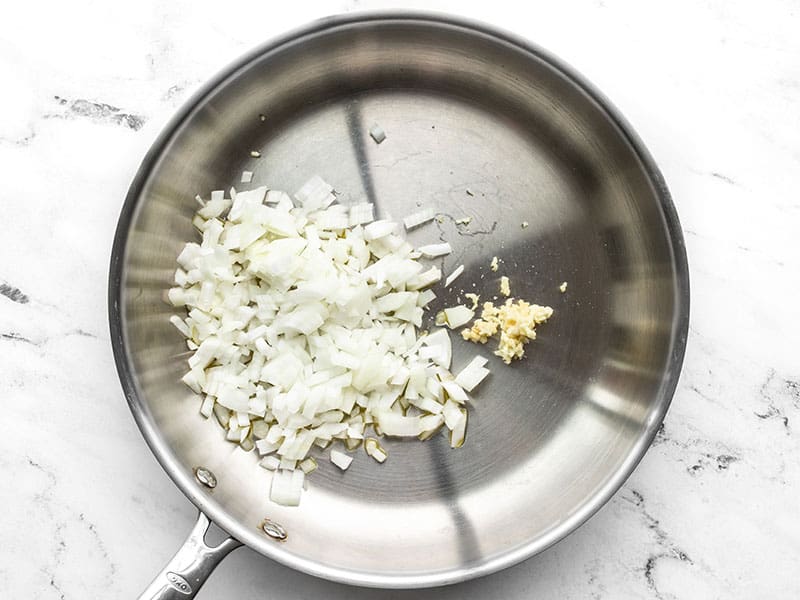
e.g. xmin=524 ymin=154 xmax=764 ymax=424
xmin=455 ymin=356 xmax=491 ymax=392
xmin=260 ymin=456 xmax=281 ymax=471
xmin=169 ymin=175 xmax=496 ymax=507
xmin=408 ymin=266 xmax=441 ymax=290
xmin=369 ymin=124 xmax=386 ymax=144
xmin=441 ymin=380 xmax=469 ymax=404
xmin=330 ymin=449 xmax=353 ymax=470
xmin=269 ymin=469 xmax=304 ymax=506
xmin=349 ymin=203 xmax=375 ymax=226
xmin=445 ymin=264 xmax=465 ymax=287
xmin=364 ymin=220 xmax=397 ymax=240
xmin=364 ymin=438 xmax=387 ymax=463
xmin=442 ymin=305 xmax=474 ymax=329
xmin=403 ymin=208 xmax=436 ymax=230
xmin=375 ymin=411 xmax=423 ymax=437
xmin=417 ymin=242 xmax=452 ymax=258
xmin=449 ymin=409 xmax=468 ymax=448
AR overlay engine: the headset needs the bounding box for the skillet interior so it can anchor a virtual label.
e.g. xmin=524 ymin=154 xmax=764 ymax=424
xmin=110 ymin=13 xmax=689 ymax=588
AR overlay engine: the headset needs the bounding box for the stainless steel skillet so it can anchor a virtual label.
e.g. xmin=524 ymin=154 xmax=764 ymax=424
xmin=109 ymin=11 xmax=689 ymax=599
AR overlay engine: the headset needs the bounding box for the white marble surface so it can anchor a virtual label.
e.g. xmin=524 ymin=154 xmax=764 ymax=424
xmin=1 ymin=0 xmax=798 ymax=598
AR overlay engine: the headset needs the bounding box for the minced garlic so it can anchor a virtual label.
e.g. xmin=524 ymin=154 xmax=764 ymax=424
xmin=560 ymin=281 xmax=568 ymax=293
xmin=464 ymin=293 xmax=480 ymax=310
xmin=500 ymin=276 xmax=510 ymax=297
xmin=461 ymin=299 xmax=553 ymax=364
xmin=490 ymin=256 xmax=499 ymax=272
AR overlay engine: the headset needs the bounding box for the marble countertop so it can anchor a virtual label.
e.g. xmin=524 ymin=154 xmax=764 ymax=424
xmin=2 ymin=1 xmax=798 ymax=598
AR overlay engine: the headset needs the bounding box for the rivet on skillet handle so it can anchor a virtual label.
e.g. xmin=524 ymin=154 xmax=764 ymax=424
xmin=138 ymin=512 xmax=241 ymax=600
xmin=261 ymin=518 xmax=288 ymax=541
xmin=194 ymin=466 xmax=217 ymax=489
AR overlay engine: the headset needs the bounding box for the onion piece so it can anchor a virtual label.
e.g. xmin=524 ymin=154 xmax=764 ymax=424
xmin=441 ymin=380 xmax=469 ymax=404
xmin=170 ymin=315 xmax=191 ymax=337
xmin=269 ymin=469 xmax=304 ymax=506
xmin=417 ymin=242 xmax=452 ymax=258
xmin=364 ymin=220 xmax=397 ymax=240
xmin=408 ymin=266 xmax=442 ymax=290
xmin=375 ymin=411 xmax=423 ymax=437
xmin=260 ymin=456 xmax=281 ymax=471
xmin=449 ymin=409 xmax=468 ymax=448
xmin=418 ymin=414 xmax=445 ymax=440
xmin=403 ymin=208 xmax=436 ymax=230
xmin=409 ymin=396 xmax=443 ymax=414
xmin=421 ymin=329 xmax=452 ymax=369
xmin=364 ymin=438 xmax=387 ymax=463
xmin=455 ymin=356 xmax=491 ymax=392
xmin=349 ymin=203 xmax=375 ymax=226
xmin=199 ymin=395 xmax=215 ymax=418
xmin=369 ymin=124 xmax=386 ymax=144
xmin=295 ymin=175 xmax=335 ymax=211
xmin=256 ymin=438 xmax=279 ymax=456
xmin=417 ymin=289 xmax=436 ymax=307
xmin=442 ymin=305 xmax=474 ymax=329
xmin=299 ymin=457 xmax=318 ymax=474
xmin=444 ymin=265 xmax=465 ymax=287
xmin=330 ymin=449 xmax=353 ymax=470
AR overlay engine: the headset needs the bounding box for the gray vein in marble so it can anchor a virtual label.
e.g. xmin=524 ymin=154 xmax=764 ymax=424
xmin=582 ymin=558 xmax=605 ymax=599
xmin=162 ymin=84 xmax=186 ymax=101
xmin=78 ymin=512 xmax=118 ymax=578
xmin=1 ymin=332 xmax=35 ymax=344
xmin=26 ymin=457 xmax=66 ymax=600
xmin=649 ymin=419 xmax=745 ymax=478
xmin=687 ymin=166 xmax=747 ymax=189
xmin=25 ymin=457 xmax=118 ymax=598
xmin=710 ymin=171 xmax=738 ymax=186
xmin=685 ymin=381 xmax=727 ymax=409
xmin=50 ymin=95 xmax=146 ymax=131
xmin=0 ymin=282 xmax=30 ymax=304
xmin=623 ymin=489 xmax=693 ymax=599
xmin=0 ymin=328 xmax=99 ymax=347
xmin=683 ymin=229 xmax=787 ymax=267
xmin=755 ymin=368 xmax=799 ymax=431
xmin=0 ymin=129 xmax=36 ymax=147
xmin=687 ymin=451 xmax=741 ymax=476
xmin=651 ymin=422 xmax=668 ymax=446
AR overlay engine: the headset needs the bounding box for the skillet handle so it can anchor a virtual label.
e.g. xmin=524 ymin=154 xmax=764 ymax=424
xmin=138 ymin=511 xmax=242 ymax=600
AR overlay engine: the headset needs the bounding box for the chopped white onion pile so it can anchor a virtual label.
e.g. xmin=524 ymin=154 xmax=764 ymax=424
xmin=169 ymin=176 xmax=490 ymax=507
